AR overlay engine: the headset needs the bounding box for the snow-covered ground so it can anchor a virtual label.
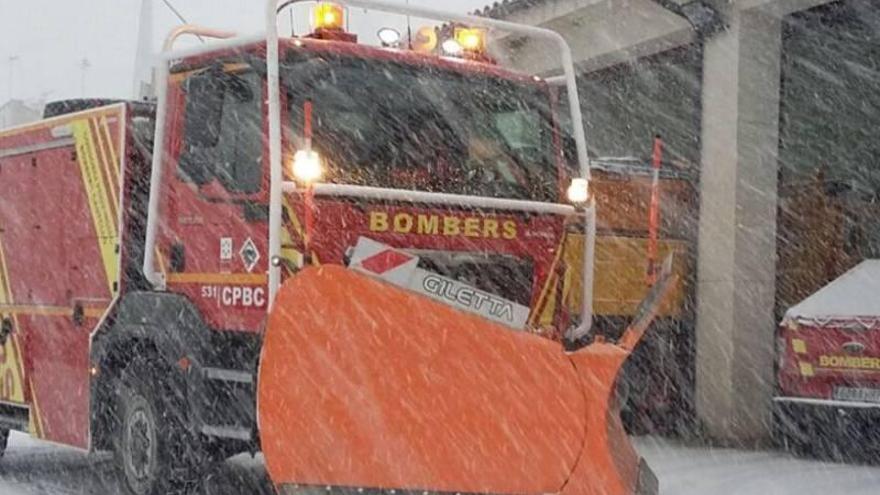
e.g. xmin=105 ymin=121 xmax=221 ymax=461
xmin=0 ymin=432 xmax=879 ymax=494
xmin=636 ymin=436 xmax=880 ymax=495
xmin=0 ymin=432 xmax=272 ymax=494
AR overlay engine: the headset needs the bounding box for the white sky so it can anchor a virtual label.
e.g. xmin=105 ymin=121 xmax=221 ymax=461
xmin=0 ymin=0 xmax=490 ymax=104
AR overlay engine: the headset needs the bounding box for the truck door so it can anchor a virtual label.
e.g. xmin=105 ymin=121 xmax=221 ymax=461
xmin=162 ymin=66 xmax=269 ymax=331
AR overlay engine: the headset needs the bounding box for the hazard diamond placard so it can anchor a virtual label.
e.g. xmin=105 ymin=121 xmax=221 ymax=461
xmin=348 ymin=237 xmax=419 ymax=287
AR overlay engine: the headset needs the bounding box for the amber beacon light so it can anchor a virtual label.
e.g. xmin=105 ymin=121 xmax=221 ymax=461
xmin=312 ymin=2 xmax=346 ymax=31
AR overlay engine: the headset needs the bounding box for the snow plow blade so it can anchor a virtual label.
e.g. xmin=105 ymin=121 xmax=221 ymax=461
xmin=258 ymin=265 xmax=667 ymax=495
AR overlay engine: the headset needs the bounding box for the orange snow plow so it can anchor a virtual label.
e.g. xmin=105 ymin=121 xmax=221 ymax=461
xmin=258 ymin=256 xmax=674 ymax=495
xmin=253 ymin=3 xmax=671 ymax=493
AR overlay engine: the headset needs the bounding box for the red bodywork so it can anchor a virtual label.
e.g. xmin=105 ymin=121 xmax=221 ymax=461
xmin=778 ymin=322 xmax=880 ymax=400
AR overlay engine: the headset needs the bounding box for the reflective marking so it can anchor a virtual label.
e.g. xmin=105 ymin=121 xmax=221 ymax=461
xmin=27 ymin=382 xmax=43 ymax=438
xmin=90 ymin=118 xmax=119 ymax=212
xmin=72 ymin=119 xmax=119 ymax=296
xmin=799 ymin=362 xmax=814 ymax=377
xmin=100 ymin=115 xmax=120 ymax=184
xmin=528 ymin=236 xmax=566 ymax=327
xmin=0 ymin=235 xmax=40 ymax=437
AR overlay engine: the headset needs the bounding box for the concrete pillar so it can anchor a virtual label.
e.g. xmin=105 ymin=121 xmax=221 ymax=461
xmin=695 ymin=7 xmax=782 ymax=443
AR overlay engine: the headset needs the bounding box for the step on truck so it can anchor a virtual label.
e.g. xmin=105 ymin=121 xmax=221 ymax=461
xmin=0 ymin=1 xmax=671 ymax=494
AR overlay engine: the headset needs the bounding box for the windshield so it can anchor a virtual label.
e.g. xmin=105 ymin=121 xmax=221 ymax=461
xmin=283 ymin=51 xmax=559 ymax=202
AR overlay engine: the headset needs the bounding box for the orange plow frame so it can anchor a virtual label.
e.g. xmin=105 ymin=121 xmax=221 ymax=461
xmin=258 ymin=264 xmax=673 ymax=495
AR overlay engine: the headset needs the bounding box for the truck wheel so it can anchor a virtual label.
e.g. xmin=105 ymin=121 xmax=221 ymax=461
xmin=114 ymin=360 xmax=174 ymax=495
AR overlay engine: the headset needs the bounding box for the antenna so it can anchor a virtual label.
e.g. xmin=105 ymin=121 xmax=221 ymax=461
xmin=160 ymin=0 xmax=204 ymax=43
xmin=79 ymin=58 xmax=92 ymax=96
xmin=133 ymin=0 xmax=154 ymax=98
xmin=6 ymin=55 xmax=19 ymax=101
xmin=406 ymin=0 xmax=413 ymax=49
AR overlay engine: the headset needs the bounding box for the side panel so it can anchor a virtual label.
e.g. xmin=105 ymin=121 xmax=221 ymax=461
xmin=0 ymin=106 xmax=127 ymax=448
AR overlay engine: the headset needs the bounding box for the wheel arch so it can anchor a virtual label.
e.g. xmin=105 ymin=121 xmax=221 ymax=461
xmin=89 ymin=291 xmax=210 ymax=451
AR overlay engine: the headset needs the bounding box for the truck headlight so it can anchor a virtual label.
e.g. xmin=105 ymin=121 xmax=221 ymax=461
xmin=441 ymin=39 xmax=463 ymax=56
xmin=292 ymin=149 xmax=323 ymax=184
xmin=567 ymin=178 xmax=589 ymax=204
xmin=312 ymin=2 xmax=345 ymax=32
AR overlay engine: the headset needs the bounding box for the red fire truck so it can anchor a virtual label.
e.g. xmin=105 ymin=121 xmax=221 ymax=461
xmin=0 ymin=2 xmax=664 ymax=494
xmin=774 ymin=260 xmax=880 ymax=456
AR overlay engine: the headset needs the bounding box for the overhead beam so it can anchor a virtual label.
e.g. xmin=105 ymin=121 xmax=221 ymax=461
xmin=492 ymin=0 xmax=694 ymax=74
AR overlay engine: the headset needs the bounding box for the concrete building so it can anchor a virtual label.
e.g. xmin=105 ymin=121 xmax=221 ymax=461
xmin=0 ymin=100 xmax=42 ymax=128
xmin=481 ymin=0 xmax=880 ymax=443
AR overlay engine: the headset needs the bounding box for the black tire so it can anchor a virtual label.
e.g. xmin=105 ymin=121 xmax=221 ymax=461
xmin=114 ymin=359 xmax=177 ymax=495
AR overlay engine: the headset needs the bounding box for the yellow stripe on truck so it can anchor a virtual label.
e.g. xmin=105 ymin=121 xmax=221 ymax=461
xmin=90 ymin=118 xmax=119 ymax=213
xmin=100 ymin=115 xmax=121 ymax=185
xmin=0 ymin=235 xmax=41 ymax=438
xmin=0 ymin=236 xmax=26 ymax=405
xmin=72 ymin=119 xmax=120 ymax=296
xmin=528 ymin=235 xmax=565 ymax=328
xmin=28 ymin=381 xmax=44 ymax=438
xmin=799 ymin=362 xmax=815 ymax=377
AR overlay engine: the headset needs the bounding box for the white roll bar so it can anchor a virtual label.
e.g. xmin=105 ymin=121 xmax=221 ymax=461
xmin=284 ymin=182 xmax=578 ymax=216
xmin=143 ymin=28 xmax=241 ymax=292
xmin=267 ymin=0 xmax=594 ymax=329
xmin=143 ymin=1 xmax=594 ymax=333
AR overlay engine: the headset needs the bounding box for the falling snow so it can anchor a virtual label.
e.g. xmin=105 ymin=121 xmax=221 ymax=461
xmin=2 ymin=0 xmax=880 ymax=494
